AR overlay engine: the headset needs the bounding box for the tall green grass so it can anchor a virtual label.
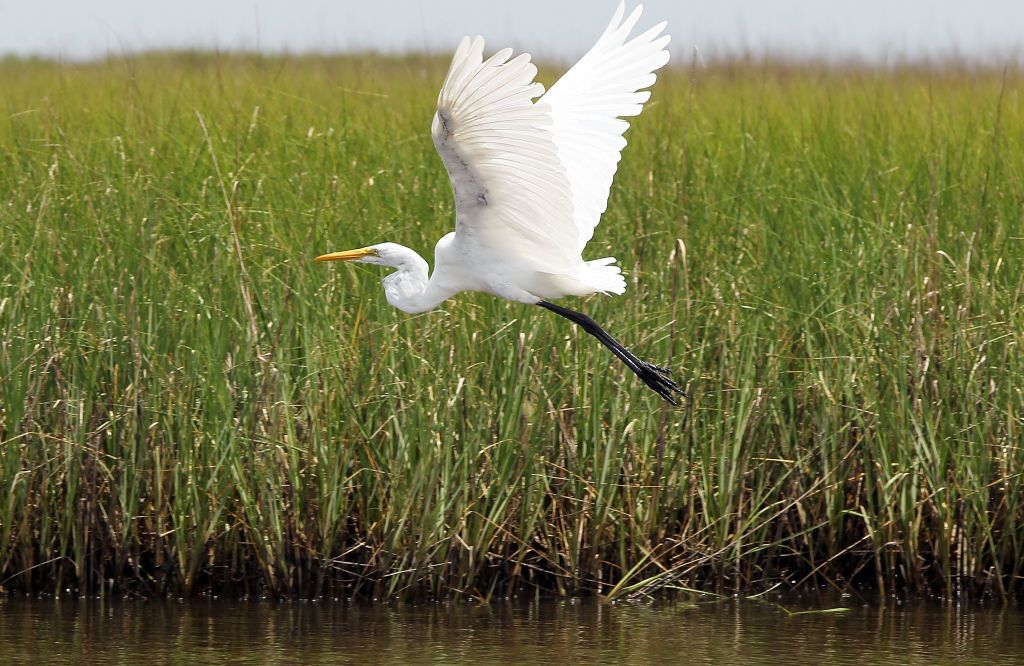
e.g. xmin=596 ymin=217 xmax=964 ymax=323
xmin=0 ymin=54 xmax=1021 ymax=599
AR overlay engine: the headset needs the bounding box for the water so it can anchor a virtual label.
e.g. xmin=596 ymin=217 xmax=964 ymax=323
xmin=1 ymin=596 xmax=1022 ymax=664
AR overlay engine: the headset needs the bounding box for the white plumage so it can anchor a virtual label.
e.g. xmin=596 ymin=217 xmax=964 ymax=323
xmin=544 ymin=3 xmax=671 ymax=254
xmin=428 ymin=2 xmax=670 ymax=301
xmin=318 ymin=2 xmax=684 ymax=404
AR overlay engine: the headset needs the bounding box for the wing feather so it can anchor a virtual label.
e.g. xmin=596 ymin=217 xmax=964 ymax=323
xmin=542 ymin=2 xmax=671 ymax=253
xmin=432 ymin=37 xmax=577 ymax=273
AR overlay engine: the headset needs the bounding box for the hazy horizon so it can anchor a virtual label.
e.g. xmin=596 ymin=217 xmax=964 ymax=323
xmin=2 ymin=0 xmax=1022 ymax=66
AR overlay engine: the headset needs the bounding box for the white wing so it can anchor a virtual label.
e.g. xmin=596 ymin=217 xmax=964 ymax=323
xmin=432 ymin=37 xmax=577 ymax=273
xmin=543 ymin=2 xmax=671 ymax=254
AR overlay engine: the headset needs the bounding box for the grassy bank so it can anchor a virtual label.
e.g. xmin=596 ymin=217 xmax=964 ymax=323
xmin=0 ymin=53 xmax=1022 ymax=599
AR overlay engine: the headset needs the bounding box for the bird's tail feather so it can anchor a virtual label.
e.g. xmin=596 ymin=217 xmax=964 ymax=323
xmin=582 ymin=257 xmax=626 ymax=295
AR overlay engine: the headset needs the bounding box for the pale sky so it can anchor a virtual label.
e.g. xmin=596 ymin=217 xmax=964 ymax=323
xmin=1 ymin=1 xmax=1022 ymax=65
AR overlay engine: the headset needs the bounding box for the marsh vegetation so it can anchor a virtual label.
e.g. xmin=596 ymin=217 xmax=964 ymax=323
xmin=0 ymin=54 xmax=1021 ymax=599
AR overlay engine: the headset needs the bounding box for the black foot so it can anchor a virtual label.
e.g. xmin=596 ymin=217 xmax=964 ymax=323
xmin=536 ymin=300 xmax=688 ymax=407
xmin=634 ymin=360 xmax=686 ymax=406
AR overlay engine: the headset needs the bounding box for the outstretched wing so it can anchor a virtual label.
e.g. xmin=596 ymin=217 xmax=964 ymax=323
xmin=432 ymin=37 xmax=578 ymax=273
xmin=542 ymin=2 xmax=671 ymax=254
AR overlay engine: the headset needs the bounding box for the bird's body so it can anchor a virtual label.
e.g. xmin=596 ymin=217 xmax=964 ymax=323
xmin=318 ymin=2 xmax=685 ymax=404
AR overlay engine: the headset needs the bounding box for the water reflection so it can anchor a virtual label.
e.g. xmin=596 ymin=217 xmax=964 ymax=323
xmin=0 ymin=597 xmax=1021 ymax=664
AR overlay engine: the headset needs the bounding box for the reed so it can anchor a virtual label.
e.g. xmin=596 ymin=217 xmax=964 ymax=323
xmin=0 ymin=54 xmax=1021 ymax=599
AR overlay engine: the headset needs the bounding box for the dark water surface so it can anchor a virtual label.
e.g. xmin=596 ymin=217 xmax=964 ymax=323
xmin=1 ymin=596 xmax=1022 ymax=664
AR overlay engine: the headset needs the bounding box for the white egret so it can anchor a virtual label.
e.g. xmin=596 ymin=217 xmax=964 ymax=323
xmin=317 ymin=2 xmax=684 ymax=404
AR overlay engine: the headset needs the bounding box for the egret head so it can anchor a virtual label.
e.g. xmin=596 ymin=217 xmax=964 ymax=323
xmin=316 ymin=241 xmax=436 ymax=313
xmin=315 ymin=242 xmax=411 ymax=268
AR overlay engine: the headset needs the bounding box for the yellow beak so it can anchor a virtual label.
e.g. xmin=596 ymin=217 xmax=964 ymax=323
xmin=315 ymin=247 xmax=377 ymax=262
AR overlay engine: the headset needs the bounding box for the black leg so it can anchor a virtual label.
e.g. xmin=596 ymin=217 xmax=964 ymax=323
xmin=537 ymin=301 xmax=686 ymax=405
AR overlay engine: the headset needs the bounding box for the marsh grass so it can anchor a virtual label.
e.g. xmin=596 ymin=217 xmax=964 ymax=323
xmin=0 ymin=54 xmax=1022 ymax=599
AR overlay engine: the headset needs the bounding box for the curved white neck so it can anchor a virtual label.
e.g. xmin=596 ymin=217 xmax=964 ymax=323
xmin=378 ymin=245 xmax=449 ymax=314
